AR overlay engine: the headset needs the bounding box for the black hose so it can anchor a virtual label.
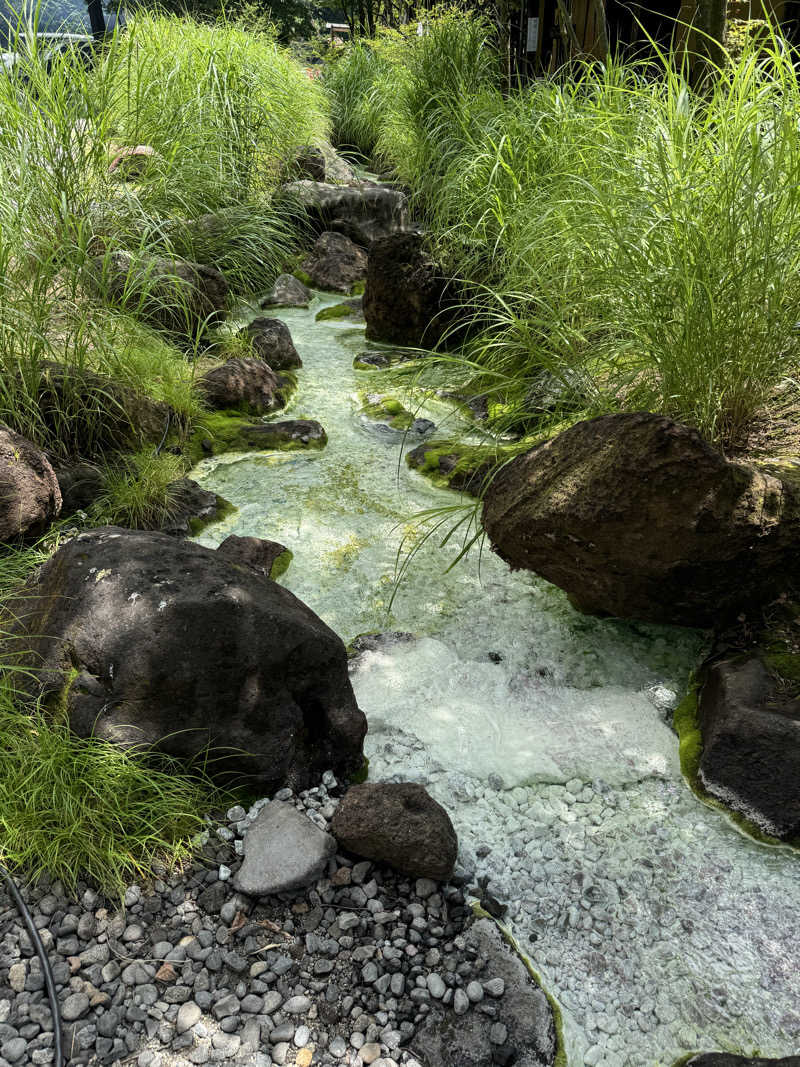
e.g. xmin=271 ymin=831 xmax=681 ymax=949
xmin=0 ymin=862 xmax=64 ymax=1066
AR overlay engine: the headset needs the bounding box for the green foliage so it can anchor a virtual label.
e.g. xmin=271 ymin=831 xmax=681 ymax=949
xmin=323 ymin=38 xmax=392 ymax=159
xmin=328 ymin=18 xmax=800 ymax=448
xmin=0 ymin=13 xmax=327 ymax=461
xmin=0 ymin=675 xmax=222 ymax=895
xmin=0 ymin=537 xmax=223 ymax=894
xmin=90 ymin=450 xmax=185 ymax=529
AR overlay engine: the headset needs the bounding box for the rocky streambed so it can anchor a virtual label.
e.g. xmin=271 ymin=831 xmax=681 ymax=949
xmin=185 ymin=290 xmax=800 ymax=1065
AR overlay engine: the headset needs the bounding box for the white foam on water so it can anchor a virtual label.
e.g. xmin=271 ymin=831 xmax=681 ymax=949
xmin=193 ymin=293 xmax=800 ymax=1066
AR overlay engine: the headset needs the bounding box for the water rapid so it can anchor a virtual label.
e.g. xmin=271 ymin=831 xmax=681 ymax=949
xmin=192 ymin=292 xmax=800 ymax=1066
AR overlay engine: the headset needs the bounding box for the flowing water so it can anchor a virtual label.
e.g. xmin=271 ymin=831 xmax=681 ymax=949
xmin=192 ymin=292 xmax=800 ymax=1067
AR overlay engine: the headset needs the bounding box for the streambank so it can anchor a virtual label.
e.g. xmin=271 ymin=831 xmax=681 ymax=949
xmin=189 ymin=291 xmax=800 ymax=1065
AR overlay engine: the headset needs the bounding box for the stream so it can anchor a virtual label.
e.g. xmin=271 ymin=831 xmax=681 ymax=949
xmin=191 ymin=291 xmax=800 ymax=1067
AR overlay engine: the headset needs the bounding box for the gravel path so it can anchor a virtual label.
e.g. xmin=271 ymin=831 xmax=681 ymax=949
xmin=0 ymin=775 xmax=516 ymax=1067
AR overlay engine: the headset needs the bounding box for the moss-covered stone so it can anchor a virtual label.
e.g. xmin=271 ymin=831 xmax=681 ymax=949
xmin=405 ymin=439 xmax=511 ymax=496
xmin=187 ymin=413 xmax=327 ymax=464
xmin=359 ymin=392 xmax=415 ymax=431
xmin=673 ymin=675 xmax=796 ymax=848
xmin=187 ymin=493 xmax=236 ymax=537
xmin=316 ymin=303 xmax=356 ymax=322
xmin=315 ymin=299 xmax=363 ymax=323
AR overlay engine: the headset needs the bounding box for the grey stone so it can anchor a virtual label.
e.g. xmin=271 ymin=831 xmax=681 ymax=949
xmin=282 ymin=996 xmax=311 ymax=1015
xmin=61 ymin=992 xmax=90 ymax=1021
xmin=260 ymin=274 xmax=312 ymax=309
xmin=453 ymin=988 xmax=470 ymax=1015
xmin=1 ymin=1039 xmax=27 ymax=1064
xmin=234 ymin=804 xmax=336 ymax=897
xmin=177 ymin=1002 xmax=202 ymax=1034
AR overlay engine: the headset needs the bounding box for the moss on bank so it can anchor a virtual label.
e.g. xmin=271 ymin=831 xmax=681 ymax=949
xmin=471 ymin=903 xmax=567 ymax=1067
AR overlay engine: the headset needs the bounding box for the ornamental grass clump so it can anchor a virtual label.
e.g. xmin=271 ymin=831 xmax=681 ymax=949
xmin=329 ymin=17 xmax=800 ymax=449
xmin=0 ymin=544 xmax=225 ymax=895
xmin=0 ymin=12 xmax=328 ymax=462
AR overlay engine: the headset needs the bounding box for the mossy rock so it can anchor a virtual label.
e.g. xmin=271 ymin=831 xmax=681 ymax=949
xmin=406 ymin=439 xmax=501 ymax=496
xmin=316 ymin=298 xmax=363 ymax=323
xmin=188 ymin=413 xmax=327 ymax=463
xmin=353 ymin=346 xmax=423 ymax=371
xmin=673 ymin=676 xmax=795 ymax=848
xmin=359 ymin=392 xmax=415 ymax=431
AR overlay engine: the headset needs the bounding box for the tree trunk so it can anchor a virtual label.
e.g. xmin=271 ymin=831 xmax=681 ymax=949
xmin=694 ymin=0 xmax=727 ymax=76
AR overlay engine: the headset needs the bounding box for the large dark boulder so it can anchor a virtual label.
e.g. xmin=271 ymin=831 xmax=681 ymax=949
xmin=363 ymin=231 xmax=457 ymax=348
xmin=1 ymin=528 xmax=367 ymax=790
xmin=415 ymin=917 xmax=557 ymax=1067
xmin=482 ymin=412 xmax=800 ymax=627
xmin=302 ymin=231 xmax=367 ymax=294
xmin=330 ymin=782 xmax=458 ymax=880
xmin=687 ymin=1056 xmax=800 ymax=1066
xmin=280 ymin=179 xmax=407 ymax=247
xmin=199 ymin=358 xmax=283 ymax=415
xmin=0 ymin=426 xmax=62 ymax=542
xmin=89 ymin=251 xmax=228 ymax=337
xmin=698 ymin=656 xmax=800 ymax=840
xmin=239 ymin=318 xmax=302 ymax=371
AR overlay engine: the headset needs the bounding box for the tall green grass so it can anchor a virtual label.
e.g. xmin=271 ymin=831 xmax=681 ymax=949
xmin=329 ymin=18 xmax=800 ymax=449
xmin=0 ymin=14 xmax=322 ymax=892
xmin=0 ymin=13 xmax=328 ymax=463
xmin=0 ymin=537 xmax=225 ymax=894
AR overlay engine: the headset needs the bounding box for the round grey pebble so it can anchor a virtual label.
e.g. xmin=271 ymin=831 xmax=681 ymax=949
xmin=453 ymin=988 xmax=470 ymax=1015
xmin=329 ymin=1035 xmax=347 ymax=1057
xmin=294 ymin=1024 xmax=310 ymax=1047
xmin=61 ymin=992 xmax=90 ymax=1021
xmin=483 ymin=978 xmax=505 ymax=997
xmin=466 ymin=981 xmax=484 ymax=1003
xmin=283 ymin=995 xmax=311 ymax=1014
xmin=1 ymin=1038 xmax=27 ymax=1064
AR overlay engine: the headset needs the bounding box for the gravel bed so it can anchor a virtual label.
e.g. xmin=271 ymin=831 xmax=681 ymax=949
xmin=0 ymin=774 xmax=514 ymax=1067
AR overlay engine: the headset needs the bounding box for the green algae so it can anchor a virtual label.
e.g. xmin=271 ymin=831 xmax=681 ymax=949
xmin=269 ymin=547 xmax=293 ymax=580
xmin=349 ymin=756 xmax=369 ymax=784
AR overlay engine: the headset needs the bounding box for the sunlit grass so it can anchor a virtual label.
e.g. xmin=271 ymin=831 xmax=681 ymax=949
xmin=329 ymin=17 xmax=800 ymax=449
